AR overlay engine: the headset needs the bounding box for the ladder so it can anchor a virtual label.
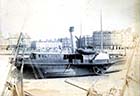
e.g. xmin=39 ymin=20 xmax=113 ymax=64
xmin=1 ymin=32 xmax=25 ymax=96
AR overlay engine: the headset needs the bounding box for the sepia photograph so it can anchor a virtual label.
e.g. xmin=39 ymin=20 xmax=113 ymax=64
xmin=0 ymin=0 xmax=140 ymax=96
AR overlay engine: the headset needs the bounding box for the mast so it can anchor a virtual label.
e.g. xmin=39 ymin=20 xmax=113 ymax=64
xmin=80 ymin=23 xmax=82 ymax=48
xmin=100 ymin=9 xmax=103 ymax=51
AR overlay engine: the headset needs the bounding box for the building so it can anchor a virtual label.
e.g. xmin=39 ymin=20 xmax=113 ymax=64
xmin=121 ymin=28 xmax=134 ymax=48
xmin=76 ymin=28 xmax=134 ymax=50
xmin=92 ymin=31 xmax=122 ymax=49
xmin=32 ymin=40 xmax=62 ymax=52
xmin=59 ymin=37 xmax=71 ymax=48
xmin=76 ymin=35 xmax=94 ymax=49
xmin=0 ymin=33 xmax=31 ymax=50
xmin=7 ymin=33 xmax=31 ymax=49
xmin=0 ymin=37 xmax=9 ymax=50
xmin=31 ymin=37 xmax=72 ymax=53
xmin=110 ymin=31 xmax=122 ymax=49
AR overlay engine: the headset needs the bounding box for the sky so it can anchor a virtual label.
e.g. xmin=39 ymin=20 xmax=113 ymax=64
xmin=0 ymin=0 xmax=139 ymax=40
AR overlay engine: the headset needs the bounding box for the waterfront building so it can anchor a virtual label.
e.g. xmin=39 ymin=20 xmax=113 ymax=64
xmin=0 ymin=33 xmax=31 ymax=50
xmin=93 ymin=31 xmax=122 ymax=50
xmin=35 ymin=40 xmax=62 ymax=52
xmin=0 ymin=37 xmax=9 ymax=50
xmin=76 ymin=32 xmax=118 ymax=49
xmin=121 ymin=28 xmax=134 ymax=48
xmin=7 ymin=33 xmax=31 ymax=49
xmin=76 ymin=35 xmax=94 ymax=48
xmin=59 ymin=37 xmax=71 ymax=48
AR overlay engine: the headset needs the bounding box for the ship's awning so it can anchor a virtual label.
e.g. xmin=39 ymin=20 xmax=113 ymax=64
xmin=94 ymin=52 xmax=110 ymax=60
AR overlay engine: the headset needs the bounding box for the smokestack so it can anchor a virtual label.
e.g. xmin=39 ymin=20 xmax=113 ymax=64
xmin=69 ymin=26 xmax=74 ymax=53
